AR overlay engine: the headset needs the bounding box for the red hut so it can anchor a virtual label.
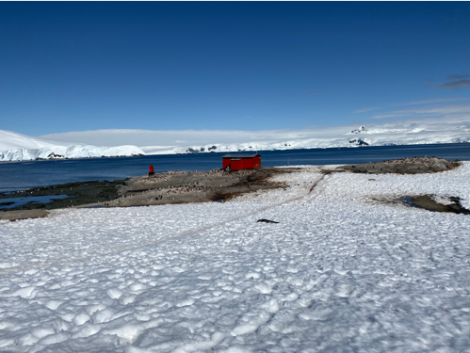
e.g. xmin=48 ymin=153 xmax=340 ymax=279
xmin=222 ymin=153 xmax=261 ymax=172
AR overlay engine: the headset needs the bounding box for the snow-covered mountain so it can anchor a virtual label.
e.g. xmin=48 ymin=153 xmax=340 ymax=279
xmin=2 ymin=116 xmax=470 ymax=161
xmin=350 ymin=125 xmax=368 ymax=134
xmin=34 ymin=110 xmax=470 ymax=157
xmin=0 ymin=130 xmax=145 ymax=162
xmin=142 ymin=123 xmax=470 ymax=155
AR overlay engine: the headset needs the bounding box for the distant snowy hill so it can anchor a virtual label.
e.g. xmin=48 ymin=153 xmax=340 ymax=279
xmin=0 ymin=130 xmax=144 ymax=162
xmin=2 ymin=115 xmax=470 ymax=161
xmin=142 ymin=123 xmax=470 ymax=155
xmin=39 ymin=116 xmax=470 ymax=156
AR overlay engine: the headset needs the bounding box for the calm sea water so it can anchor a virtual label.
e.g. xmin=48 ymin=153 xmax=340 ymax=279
xmin=0 ymin=143 xmax=469 ymax=193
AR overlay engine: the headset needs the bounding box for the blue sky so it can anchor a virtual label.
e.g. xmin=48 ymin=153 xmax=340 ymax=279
xmin=1 ymin=2 xmax=469 ymax=136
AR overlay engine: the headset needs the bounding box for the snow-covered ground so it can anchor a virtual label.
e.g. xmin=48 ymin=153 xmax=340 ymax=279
xmin=1 ymin=164 xmax=470 ymax=352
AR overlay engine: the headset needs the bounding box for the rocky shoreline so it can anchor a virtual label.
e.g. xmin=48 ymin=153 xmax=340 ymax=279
xmin=1 ymin=157 xmax=462 ymax=221
xmin=0 ymin=168 xmax=292 ymax=221
xmin=338 ymin=156 xmax=461 ymax=174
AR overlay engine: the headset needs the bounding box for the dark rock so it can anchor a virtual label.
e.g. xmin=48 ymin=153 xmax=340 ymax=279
xmin=257 ymin=219 xmax=279 ymax=224
xmin=349 ymin=139 xmax=369 ymax=146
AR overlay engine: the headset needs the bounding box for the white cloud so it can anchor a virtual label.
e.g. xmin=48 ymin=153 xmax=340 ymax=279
xmin=40 ymin=126 xmax=359 ymax=148
xmin=354 ymin=107 xmax=378 ymax=113
xmin=371 ymin=103 xmax=470 ymax=119
xmin=438 ymin=79 xmax=470 ymax=89
xmin=447 ymin=74 xmax=470 ymax=80
xmin=405 ymin=97 xmax=470 ymax=105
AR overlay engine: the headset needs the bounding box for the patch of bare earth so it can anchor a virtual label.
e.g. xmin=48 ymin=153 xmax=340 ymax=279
xmin=0 ymin=209 xmax=49 ymax=222
xmin=81 ymin=167 xmax=295 ymax=208
xmin=410 ymin=195 xmax=470 ymax=215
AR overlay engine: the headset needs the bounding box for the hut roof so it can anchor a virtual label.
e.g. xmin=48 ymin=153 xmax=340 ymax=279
xmin=222 ymin=153 xmax=261 ymax=159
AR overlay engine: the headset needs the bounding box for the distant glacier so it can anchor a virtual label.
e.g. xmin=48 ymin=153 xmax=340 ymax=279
xmin=142 ymin=124 xmax=470 ymax=155
xmin=1 ymin=120 xmax=470 ymax=162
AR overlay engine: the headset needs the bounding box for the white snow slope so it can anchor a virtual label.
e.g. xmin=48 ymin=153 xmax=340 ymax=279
xmin=0 ymin=130 xmax=65 ymax=152
xmin=1 ymin=164 xmax=470 ymax=352
xmin=0 ymin=130 xmax=145 ymax=162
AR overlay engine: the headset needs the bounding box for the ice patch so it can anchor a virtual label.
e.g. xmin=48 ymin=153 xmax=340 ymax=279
xmin=176 ymin=298 xmax=195 ymax=307
xmin=432 ymin=195 xmax=454 ymax=205
xmin=12 ymin=286 xmax=36 ymax=299
xmin=107 ymin=288 xmax=123 ymax=299
xmin=31 ymin=327 xmax=55 ymax=339
xmin=74 ymin=312 xmax=91 ymax=325
xmin=171 ymin=332 xmax=226 ymax=353
xmin=45 ymin=300 xmax=62 ymax=310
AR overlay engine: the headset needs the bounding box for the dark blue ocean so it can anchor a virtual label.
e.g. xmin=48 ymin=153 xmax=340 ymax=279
xmin=1 ymin=143 xmax=469 ymax=193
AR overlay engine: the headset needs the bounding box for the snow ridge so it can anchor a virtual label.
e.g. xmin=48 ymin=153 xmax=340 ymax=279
xmin=143 ymin=125 xmax=470 ymax=155
xmin=0 ymin=130 xmax=144 ymax=161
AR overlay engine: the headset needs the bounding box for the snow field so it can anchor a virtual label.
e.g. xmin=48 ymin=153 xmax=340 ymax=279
xmin=0 ymin=171 xmax=324 ymax=275
xmin=1 ymin=165 xmax=470 ymax=352
xmin=312 ymin=162 xmax=470 ymax=209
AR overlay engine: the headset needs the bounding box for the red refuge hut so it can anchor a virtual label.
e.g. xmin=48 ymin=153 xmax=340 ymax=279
xmin=222 ymin=153 xmax=261 ymax=172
